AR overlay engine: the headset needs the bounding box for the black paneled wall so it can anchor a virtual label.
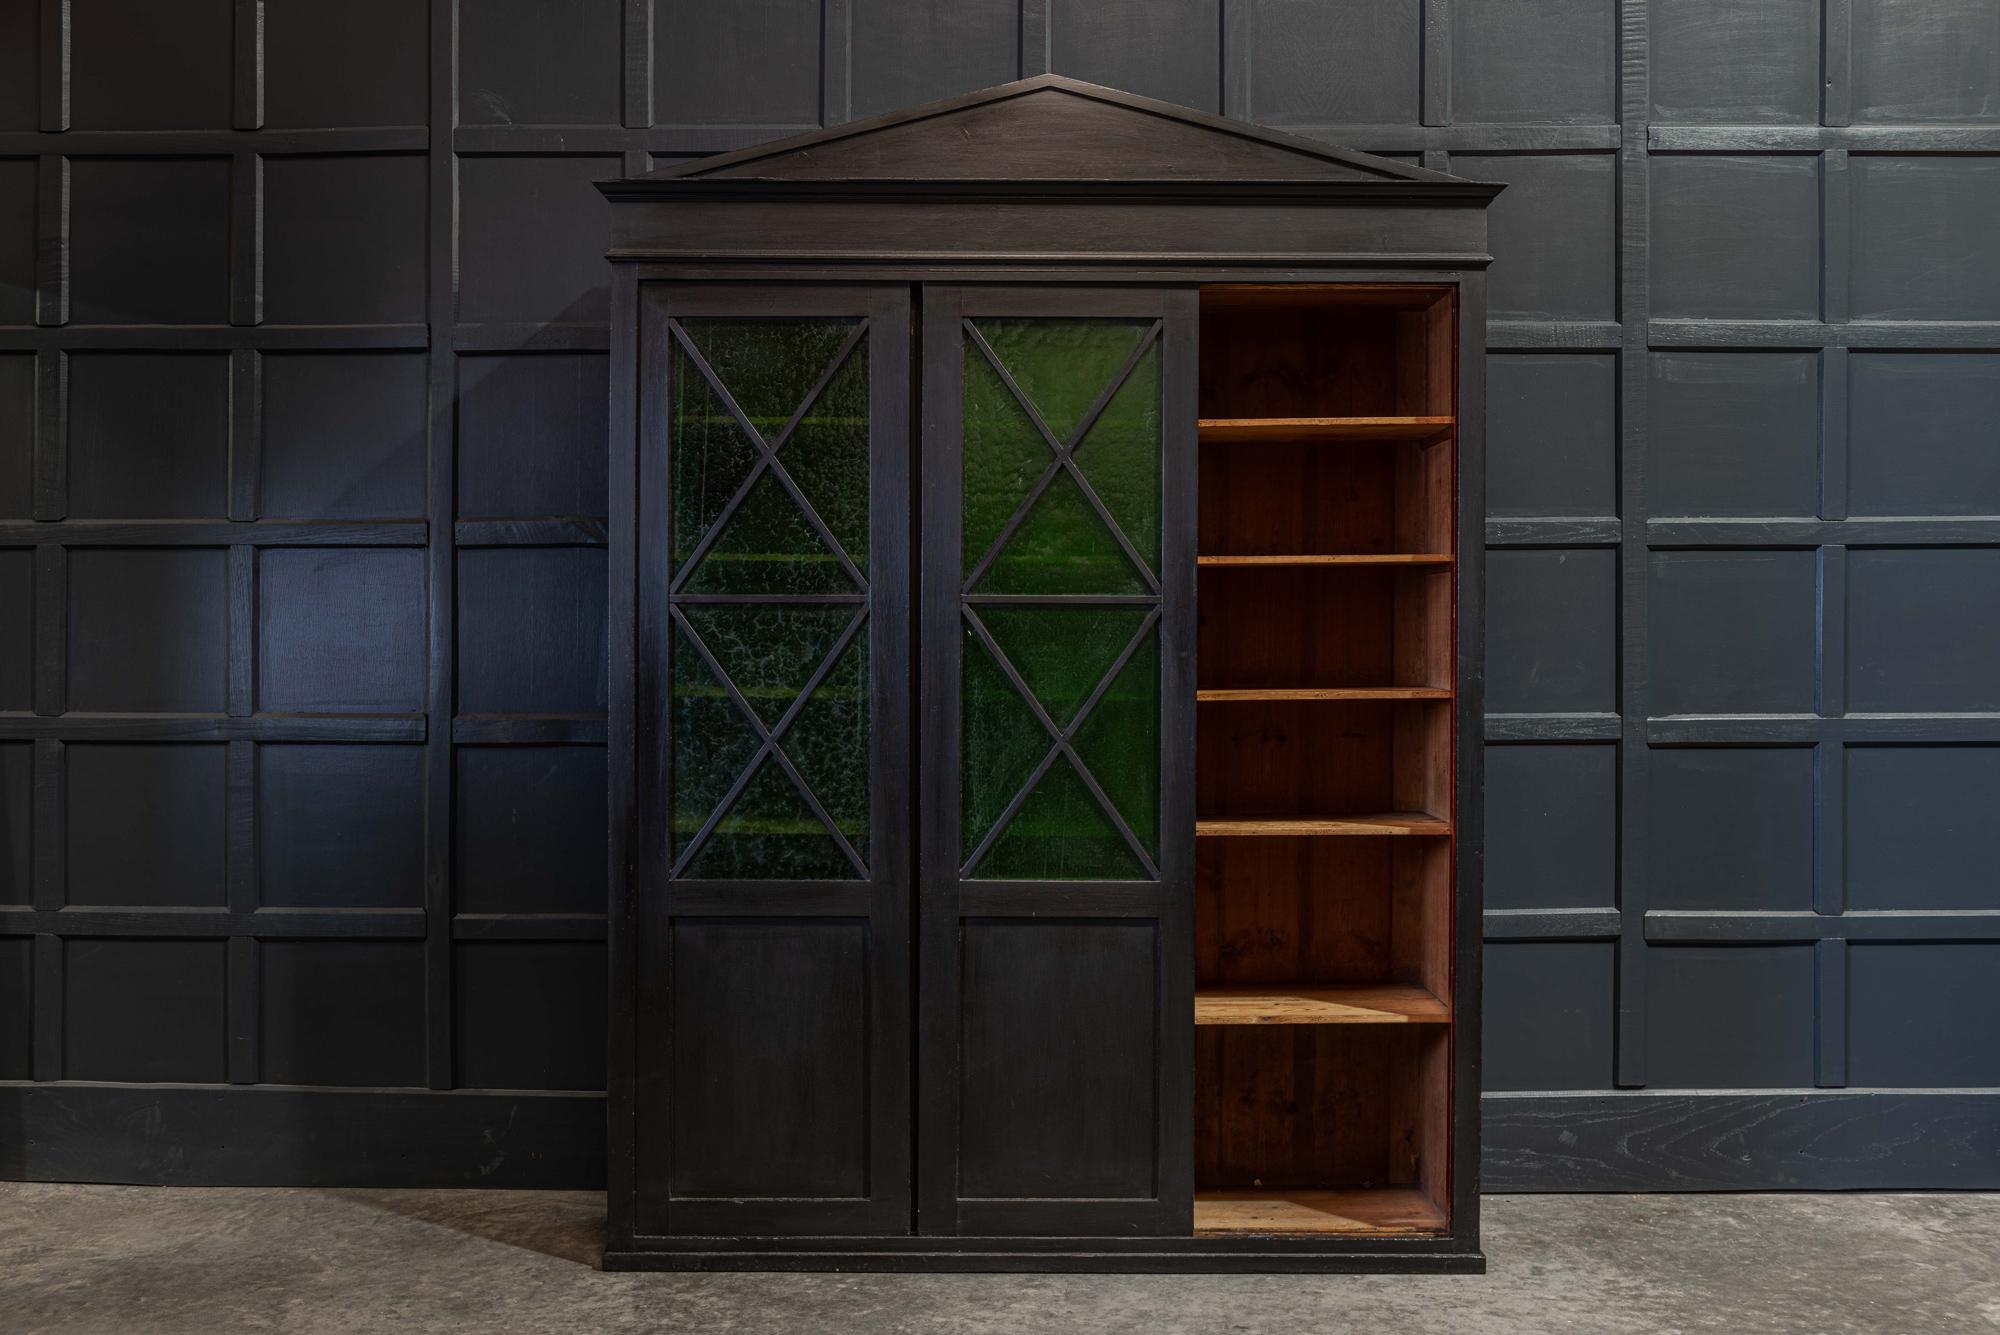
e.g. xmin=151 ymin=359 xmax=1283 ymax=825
xmin=1 ymin=0 xmax=1997 ymax=1189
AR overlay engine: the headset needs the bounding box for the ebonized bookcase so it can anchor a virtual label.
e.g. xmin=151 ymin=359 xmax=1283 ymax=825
xmin=599 ymin=75 xmax=1500 ymax=1273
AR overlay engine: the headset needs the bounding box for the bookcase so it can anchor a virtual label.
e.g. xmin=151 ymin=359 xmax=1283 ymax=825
xmin=599 ymin=75 xmax=1498 ymax=1272
xmin=1193 ymin=285 xmax=1459 ymax=1238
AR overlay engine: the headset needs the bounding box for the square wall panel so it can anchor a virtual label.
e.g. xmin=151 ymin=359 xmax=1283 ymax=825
xmin=1486 ymin=354 xmax=1618 ymax=518
xmin=0 ymin=549 xmax=29 ymax=710
xmin=1456 ymin=155 xmax=1617 ymax=321
xmin=1849 ymin=354 xmax=2000 ymax=517
xmin=458 ymin=157 xmax=616 ymax=326
xmin=0 ymin=6 xmax=34 ymax=131
xmin=65 ymin=938 xmax=226 ymax=1082
xmin=70 ymin=0 xmax=231 ymax=129
xmin=258 ymin=549 xmax=427 ymax=713
xmin=263 ymin=155 xmax=428 ymax=325
xmin=258 ymin=744 xmax=425 ymax=909
xmin=1647 ymin=946 xmax=1815 ymax=1088
xmin=1648 ymin=551 xmax=1817 ymax=715
xmin=462 ymin=0 xmax=620 ymax=126
xmin=0 ymin=159 xmax=32 ymax=326
xmin=1648 ymin=748 xmax=1814 ymax=911
xmin=1051 ymin=0 xmax=1223 ymax=111
xmin=1847 ymin=746 xmax=2000 ymax=911
xmin=1 ymin=742 xmax=30 ymax=905
xmin=456 ymin=548 xmax=608 ymax=715
xmin=1484 ymin=744 xmax=1617 ymax=910
xmin=455 ymin=746 xmax=607 ymax=915
xmin=1848 ymin=548 xmax=2000 ymax=712
xmin=66 ymin=743 xmax=226 ymax=907
xmin=1483 ymin=942 xmax=1614 ymax=1090
xmin=264 ymin=0 xmax=428 ymax=129
xmin=454 ymin=942 xmax=607 ymax=1090
xmin=1648 ymin=352 xmax=1820 ymax=518
xmin=849 ymin=0 xmax=1019 ymax=121
xmin=70 ymin=159 xmax=231 ymax=325
xmin=1486 ymin=549 xmax=1618 ymax=714
xmin=1650 ymin=0 xmax=1820 ymax=124
xmin=1848 ymin=945 xmax=2000 ymax=1086
xmin=67 ymin=354 xmax=230 ymax=519
xmin=1452 ymin=0 xmax=1616 ymax=124
xmin=657 ymin=0 xmax=824 ymax=125
xmin=261 ymin=352 xmax=428 ymax=520
xmin=68 ymin=548 xmax=228 ymax=712
xmin=259 ymin=940 xmax=426 ymax=1087
xmin=1852 ymin=0 xmax=2000 ymax=123
xmin=457 ymin=354 xmax=610 ymax=520
xmin=0 ymin=355 xmax=32 ymax=516
xmin=1651 ymin=156 xmax=1821 ymax=320
xmin=0 ymin=937 xmax=26 ymax=1077
xmin=1238 ymin=0 xmax=1421 ymax=127
xmin=1851 ymin=157 xmax=2000 ymax=320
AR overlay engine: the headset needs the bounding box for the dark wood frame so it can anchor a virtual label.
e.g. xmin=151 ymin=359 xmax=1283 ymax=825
xmin=602 ymin=75 xmax=1498 ymax=1273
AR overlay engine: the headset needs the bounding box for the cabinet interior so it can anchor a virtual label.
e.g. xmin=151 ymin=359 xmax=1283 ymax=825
xmin=1192 ymin=284 xmax=1457 ymax=1237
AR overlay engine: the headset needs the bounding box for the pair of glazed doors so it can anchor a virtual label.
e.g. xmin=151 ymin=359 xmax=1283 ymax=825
xmin=633 ymin=282 xmax=1197 ymax=1238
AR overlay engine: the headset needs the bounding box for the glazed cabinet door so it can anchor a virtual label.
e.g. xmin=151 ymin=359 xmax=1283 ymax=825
xmin=632 ymin=284 xmax=911 ymax=1237
xmin=918 ymin=286 xmax=1197 ymax=1237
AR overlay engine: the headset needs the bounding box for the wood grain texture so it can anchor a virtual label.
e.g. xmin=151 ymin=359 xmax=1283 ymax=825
xmin=1198 ymin=814 xmax=1451 ymax=837
xmin=1199 ymin=417 xmax=1454 ymax=443
xmin=1198 ymin=554 xmax=1453 ymax=568
xmin=1193 ymin=1187 xmax=1447 ymax=1235
xmin=1198 ymin=686 xmax=1451 ymax=701
xmin=1194 ymin=984 xmax=1450 ymax=1025
xmin=1483 ymin=1092 xmax=2000 ymax=1193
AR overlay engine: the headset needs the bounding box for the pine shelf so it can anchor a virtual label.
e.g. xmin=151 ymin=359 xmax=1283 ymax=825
xmin=1193 ymin=1188 xmax=1449 ymax=1237
xmin=1198 ymin=416 xmax=1455 ymax=444
xmin=1197 ymin=813 xmax=1452 ymax=838
xmin=1195 ymin=984 xmax=1450 ymax=1026
xmin=1198 ymin=553 xmax=1454 ymax=568
xmin=1197 ymin=686 xmax=1451 ymax=702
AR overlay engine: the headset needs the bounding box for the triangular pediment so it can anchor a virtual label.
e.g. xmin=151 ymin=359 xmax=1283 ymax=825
xmin=629 ymin=76 xmax=1463 ymax=187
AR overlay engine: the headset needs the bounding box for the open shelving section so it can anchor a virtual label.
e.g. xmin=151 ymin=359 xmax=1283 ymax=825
xmin=1191 ymin=284 xmax=1459 ymax=1238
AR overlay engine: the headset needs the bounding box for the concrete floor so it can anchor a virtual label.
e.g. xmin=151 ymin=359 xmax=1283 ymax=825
xmin=2 ymin=1186 xmax=1995 ymax=1334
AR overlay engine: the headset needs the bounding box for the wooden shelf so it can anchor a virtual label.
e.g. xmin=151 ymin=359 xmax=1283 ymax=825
xmin=1198 ymin=416 xmax=1454 ymax=445
xmin=1193 ymin=1188 xmax=1447 ymax=1237
xmin=1198 ymin=687 xmax=1451 ymax=702
xmin=1195 ymin=984 xmax=1450 ymax=1026
xmin=1199 ymin=553 xmax=1454 ymax=568
xmin=1197 ymin=813 xmax=1451 ymax=838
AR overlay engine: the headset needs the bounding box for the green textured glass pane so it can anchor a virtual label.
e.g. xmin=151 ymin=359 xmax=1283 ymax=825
xmin=975 ymin=605 xmax=1150 ymax=729
xmin=782 ymin=338 xmax=870 ymax=573
xmin=668 ymin=342 xmax=761 ymax=576
xmin=976 ymin=466 xmax=1146 ymax=594
xmin=974 ymin=318 xmax=1148 ymax=443
xmin=678 ymin=318 xmax=856 ymax=434
xmin=1072 ymin=624 xmax=1159 ymax=858
xmin=961 ymin=342 xmax=1051 ymax=578
xmin=975 ymin=754 xmax=1145 ymax=880
xmin=1073 ymin=341 xmax=1161 ymax=575
xmin=961 ymin=620 xmax=1051 ymax=859
xmin=784 ymin=627 xmax=869 ymax=865
xmin=684 ymin=468 xmax=855 ymax=594
xmin=679 ymin=605 xmax=854 ymax=729
xmin=686 ymin=752 xmax=856 ymax=880
xmin=669 ymin=623 xmax=761 ymax=862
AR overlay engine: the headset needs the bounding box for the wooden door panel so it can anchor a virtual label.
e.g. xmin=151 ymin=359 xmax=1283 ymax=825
xmin=959 ymin=919 xmax=1162 ymax=1201
xmin=919 ymin=285 xmax=1197 ymax=1238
